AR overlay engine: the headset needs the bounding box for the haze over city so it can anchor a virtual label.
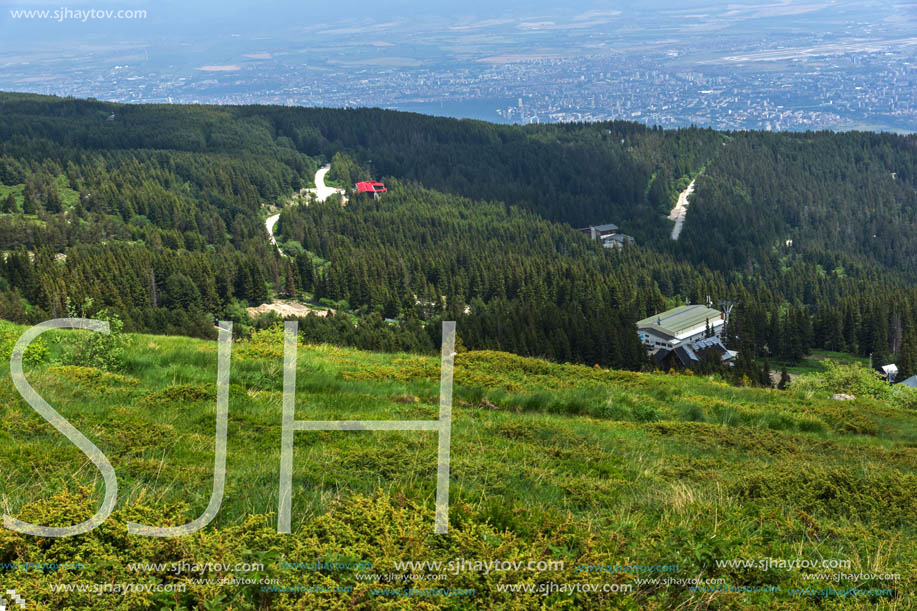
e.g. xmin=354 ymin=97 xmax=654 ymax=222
xmin=1 ymin=1 xmax=917 ymax=609
xmin=1 ymin=0 xmax=914 ymax=131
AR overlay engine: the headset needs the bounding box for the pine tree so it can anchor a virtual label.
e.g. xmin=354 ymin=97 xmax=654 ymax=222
xmin=778 ymin=366 xmax=791 ymax=390
xmin=149 ymin=270 xmax=159 ymax=308
xmin=250 ymin=265 xmax=268 ymax=305
xmin=238 ymin=266 xmax=255 ymax=304
xmin=22 ymin=185 xmax=38 ymax=215
xmin=295 ymin=253 xmax=313 ymax=292
xmin=284 ymin=259 xmax=297 ymax=298
xmin=897 ymin=331 xmax=917 ymax=380
xmin=2 ymin=193 xmax=16 ymax=213
xmin=44 ymin=185 xmax=62 ymax=213
xmin=760 ymin=358 xmax=772 ymax=387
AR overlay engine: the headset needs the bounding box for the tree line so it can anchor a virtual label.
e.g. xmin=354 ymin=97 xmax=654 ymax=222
xmin=2 ymin=93 xmax=917 ymax=381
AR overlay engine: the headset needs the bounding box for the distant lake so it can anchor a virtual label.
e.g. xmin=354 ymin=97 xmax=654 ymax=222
xmin=387 ymin=98 xmax=516 ymax=124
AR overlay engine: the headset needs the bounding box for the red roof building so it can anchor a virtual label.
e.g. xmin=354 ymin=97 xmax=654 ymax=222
xmin=355 ymin=181 xmax=387 ymax=198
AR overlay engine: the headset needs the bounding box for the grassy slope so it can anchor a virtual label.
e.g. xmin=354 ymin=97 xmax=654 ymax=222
xmin=0 ymin=321 xmax=914 ymax=610
xmin=0 ymin=183 xmax=23 ymax=211
xmin=0 ymin=176 xmax=79 ymax=215
xmin=775 ymin=350 xmax=871 ymax=377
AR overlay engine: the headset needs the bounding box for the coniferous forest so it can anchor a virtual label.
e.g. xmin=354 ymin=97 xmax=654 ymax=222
xmin=1 ymin=92 xmax=916 ymax=380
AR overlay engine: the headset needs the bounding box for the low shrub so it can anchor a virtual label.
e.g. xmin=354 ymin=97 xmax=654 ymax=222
xmin=789 ymin=359 xmax=891 ymax=400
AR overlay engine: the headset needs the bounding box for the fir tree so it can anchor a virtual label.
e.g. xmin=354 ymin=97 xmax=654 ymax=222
xmin=284 ymin=259 xmax=297 ymax=298
xmin=22 ymin=185 xmax=38 ymax=215
xmin=2 ymin=193 xmax=16 ymax=213
xmin=778 ymin=366 xmax=791 ymax=390
xmin=44 ymin=185 xmax=63 ymax=213
xmin=897 ymin=332 xmax=917 ymax=380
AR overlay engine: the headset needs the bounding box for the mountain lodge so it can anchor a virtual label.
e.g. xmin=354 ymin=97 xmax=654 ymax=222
xmin=638 ymin=304 xmax=737 ymax=370
xmin=578 ymin=223 xmax=635 ymax=249
xmin=355 ymin=181 xmax=387 ymax=199
xmin=637 ymin=304 xmax=726 ymax=353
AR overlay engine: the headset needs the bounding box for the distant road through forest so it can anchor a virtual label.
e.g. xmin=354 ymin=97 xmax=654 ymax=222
xmin=668 ymin=179 xmax=696 ymax=240
xmin=266 ymin=164 xmax=344 ymax=252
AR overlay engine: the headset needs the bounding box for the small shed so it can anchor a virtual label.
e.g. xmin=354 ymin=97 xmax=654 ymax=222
xmin=880 ymin=364 xmax=899 ymax=383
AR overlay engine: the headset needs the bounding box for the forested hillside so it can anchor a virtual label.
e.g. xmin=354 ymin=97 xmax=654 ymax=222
xmin=1 ymin=92 xmax=916 ymax=378
xmin=0 ymin=321 xmax=913 ymax=609
xmin=680 ymin=131 xmax=917 ymax=275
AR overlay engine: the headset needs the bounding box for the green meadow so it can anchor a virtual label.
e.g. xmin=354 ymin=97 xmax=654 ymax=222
xmin=775 ymin=350 xmax=872 ymax=377
xmin=0 ymin=175 xmax=80 ymax=215
xmin=0 ymin=321 xmax=914 ymax=609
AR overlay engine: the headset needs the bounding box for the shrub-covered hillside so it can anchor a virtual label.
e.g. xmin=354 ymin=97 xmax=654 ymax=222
xmin=0 ymin=321 xmax=913 ymax=609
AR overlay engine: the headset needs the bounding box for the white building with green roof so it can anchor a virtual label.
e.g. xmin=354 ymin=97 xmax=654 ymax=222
xmin=637 ymin=304 xmax=726 ymax=353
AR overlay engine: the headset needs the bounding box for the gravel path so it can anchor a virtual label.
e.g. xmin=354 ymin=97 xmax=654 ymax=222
xmin=668 ymin=179 xmax=696 ymax=240
xmin=266 ymin=165 xmax=346 ymax=254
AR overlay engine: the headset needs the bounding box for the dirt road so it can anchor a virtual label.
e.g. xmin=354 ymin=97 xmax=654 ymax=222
xmin=306 ymin=165 xmax=344 ymax=202
xmin=266 ymin=165 xmax=346 ymax=254
xmin=668 ymin=179 xmax=696 ymax=240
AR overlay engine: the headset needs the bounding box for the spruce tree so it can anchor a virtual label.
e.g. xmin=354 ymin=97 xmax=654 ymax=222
xmin=897 ymin=332 xmax=917 ymax=380
xmin=2 ymin=193 xmax=16 ymax=213
xmin=22 ymin=186 xmax=38 ymax=215
xmin=284 ymin=259 xmax=297 ymax=298
xmin=44 ymin=185 xmax=63 ymax=213
xmin=761 ymin=358 xmax=772 ymax=387
xmin=778 ymin=366 xmax=791 ymax=390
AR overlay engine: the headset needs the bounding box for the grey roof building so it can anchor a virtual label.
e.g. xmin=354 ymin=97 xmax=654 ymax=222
xmin=897 ymin=374 xmax=917 ymax=388
xmin=654 ymin=336 xmax=738 ymax=370
xmin=578 ymin=223 xmax=635 ymax=249
xmin=637 ymin=304 xmax=726 ymax=352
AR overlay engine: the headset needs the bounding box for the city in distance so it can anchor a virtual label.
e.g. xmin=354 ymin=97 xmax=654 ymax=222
xmin=0 ymin=1 xmax=915 ymax=610
xmin=0 ymin=0 xmax=914 ymax=132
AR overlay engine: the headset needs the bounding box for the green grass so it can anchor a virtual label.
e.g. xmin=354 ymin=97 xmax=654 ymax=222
xmin=776 ymin=350 xmax=870 ymax=376
xmin=0 ymin=176 xmax=79 ymax=214
xmin=0 ymin=321 xmax=913 ymax=609
xmin=53 ymin=175 xmax=80 ymax=208
xmin=0 ymin=183 xmax=23 ymax=212
xmin=322 ymin=174 xmax=344 ymax=189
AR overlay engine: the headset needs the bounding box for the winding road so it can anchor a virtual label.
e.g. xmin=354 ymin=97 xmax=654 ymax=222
xmin=668 ymin=178 xmax=696 ymax=241
xmin=265 ymin=164 xmax=345 ymax=253
xmin=307 ymin=165 xmax=342 ymax=202
xmin=266 ymin=214 xmax=282 ymax=248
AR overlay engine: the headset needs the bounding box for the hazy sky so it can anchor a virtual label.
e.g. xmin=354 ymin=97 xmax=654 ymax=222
xmin=2 ymin=1 xmax=908 ymax=55
xmin=0 ymin=0 xmax=790 ymax=41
